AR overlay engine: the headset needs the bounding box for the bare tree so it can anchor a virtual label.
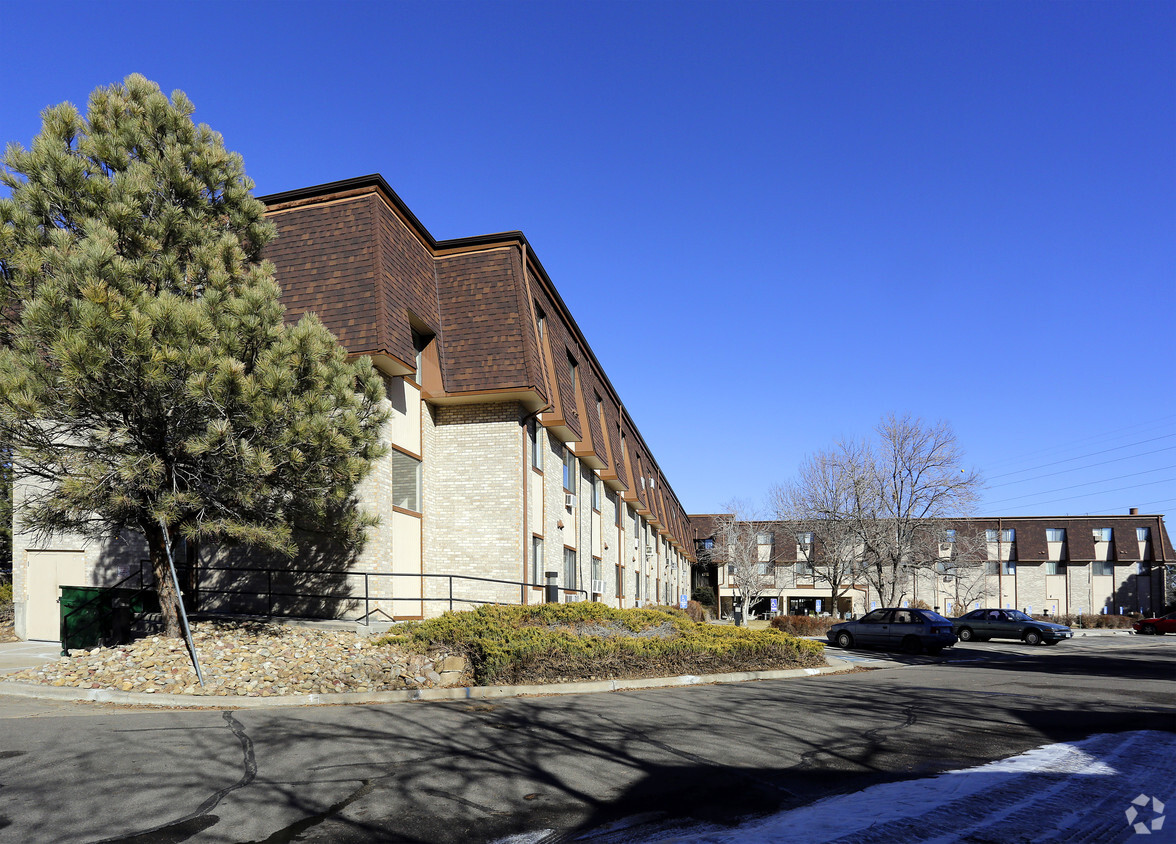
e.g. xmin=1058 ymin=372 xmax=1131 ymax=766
xmin=779 ymin=415 xmax=982 ymax=609
xmin=850 ymin=414 xmax=982 ymax=606
xmin=936 ymin=526 xmax=990 ymax=614
xmin=772 ymin=452 xmax=865 ymax=618
xmin=710 ymin=501 xmax=779 ymax=624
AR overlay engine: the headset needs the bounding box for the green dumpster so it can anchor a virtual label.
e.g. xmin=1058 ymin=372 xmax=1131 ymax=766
xmin=59 ymin=586 xmax=159 ymax=652
xmin=59 ymin=585 xmax=106 ymax=652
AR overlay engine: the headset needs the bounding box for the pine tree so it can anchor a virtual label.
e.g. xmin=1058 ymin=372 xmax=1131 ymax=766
xmin=0 ymin=75 xmax=388 ymax=637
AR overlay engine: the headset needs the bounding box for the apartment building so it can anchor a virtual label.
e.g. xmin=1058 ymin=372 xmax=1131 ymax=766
xmin=692 ymin=512 xmax=1174 ymax=620
xmin=10 ymin=174 xmax=694 ymax=639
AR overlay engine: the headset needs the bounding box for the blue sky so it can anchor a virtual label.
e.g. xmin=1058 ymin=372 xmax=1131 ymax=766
xmin=3 ymin=1 xmax=1173 ymax=518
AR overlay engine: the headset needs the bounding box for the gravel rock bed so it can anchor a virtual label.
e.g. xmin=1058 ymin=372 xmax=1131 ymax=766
xmin=1 ymin=620 xmax=468 ymax=697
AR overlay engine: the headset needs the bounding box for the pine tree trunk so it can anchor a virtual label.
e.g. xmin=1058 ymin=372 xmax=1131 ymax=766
xmin=145 ymin=522 xmax=183 ymax=639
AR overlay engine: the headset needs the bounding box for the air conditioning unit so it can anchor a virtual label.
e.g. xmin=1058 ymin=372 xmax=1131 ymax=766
xmin=591 ymin=579 xmax=606 ymax=595
xmin=565 ymin=493 xmax=576 ymax=508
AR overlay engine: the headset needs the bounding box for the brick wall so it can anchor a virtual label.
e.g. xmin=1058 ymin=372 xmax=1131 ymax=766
xmin=423 ymin=402 xmax=525 ymax=609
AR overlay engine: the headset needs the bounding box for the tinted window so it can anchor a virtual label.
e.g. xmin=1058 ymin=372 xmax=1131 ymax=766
xmin=1006 ymin=610 xmax=1031 ymax=621
xmin=963 ymin=610 xmax=985 ymax=620
xmin=860 ymin=609 xmax=890 ymax=624
xmin=919 ymin=610 xmax=951 ymax=624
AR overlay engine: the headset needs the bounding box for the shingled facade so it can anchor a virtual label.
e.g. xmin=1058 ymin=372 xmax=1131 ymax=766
xmin=257 ymin=175 xmax=695 ymax=619
xmin=692 ymin=512 xmax=1174 ymax=620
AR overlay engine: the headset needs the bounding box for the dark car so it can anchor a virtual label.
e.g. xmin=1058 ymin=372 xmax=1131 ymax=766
xmin=827 ymin=607 xmax=958 ymax=654
xmin=1133 ymin=612 xmax=1176 ymax=635
xmin=953 ymin=608 xmax=1072 ymax=645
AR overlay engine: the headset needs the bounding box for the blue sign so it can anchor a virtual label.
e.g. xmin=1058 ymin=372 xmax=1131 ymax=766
xmin=770 ymin=598 xmax=779 ymax=612
xmin=679 ymin=594 xmax=688 ymax=609
xmin=816 ymin=599 xmax=822 ymax=612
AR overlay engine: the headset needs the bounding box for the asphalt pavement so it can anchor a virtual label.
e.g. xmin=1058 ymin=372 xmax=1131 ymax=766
xmin=0 ymin=634 xmax=1171 ymax=843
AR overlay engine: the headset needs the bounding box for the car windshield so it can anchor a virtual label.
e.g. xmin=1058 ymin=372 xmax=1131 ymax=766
xmin=1005 ymin=610 xmax=1032 ymax=621
xmin=919 ymin=610 xmax=951 ymax=623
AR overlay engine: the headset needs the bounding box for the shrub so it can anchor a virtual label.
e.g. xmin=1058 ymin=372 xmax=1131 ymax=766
xmin=769 ymin=615 xmax=839 ymax=636
xmin=691 ymin=586 xmax=716 ymax=609
xmin=1049 ymin=613 xmax=1135 ymax=629
xmin=378 ymin=602 xmax=824 ymax=685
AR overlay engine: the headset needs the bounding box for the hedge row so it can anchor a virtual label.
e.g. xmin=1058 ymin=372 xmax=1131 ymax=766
xmin=378 ymin=602 xmax=825 ymax=685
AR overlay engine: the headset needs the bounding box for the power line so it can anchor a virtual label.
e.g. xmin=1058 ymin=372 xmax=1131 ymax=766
xmin=987 ymin=478 xmax=1175 ymax=513
xmin=982 ymin=466 xmax=1176 ymax=507
xmin=986 ymin=433 xmax=1176 ymax=481
xmin=985 ymin=445 xmax=1176 ymax=489
xmin=981 ymin=415 xmax=1176 ymax=474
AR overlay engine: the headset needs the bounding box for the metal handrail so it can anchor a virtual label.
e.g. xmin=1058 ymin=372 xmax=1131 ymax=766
xmin=169 ymin=564 xmax=590 ymax=624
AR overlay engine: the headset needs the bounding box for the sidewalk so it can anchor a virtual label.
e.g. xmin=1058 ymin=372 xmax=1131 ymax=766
xmin=0 ymin=640 xmax=61 ymax=674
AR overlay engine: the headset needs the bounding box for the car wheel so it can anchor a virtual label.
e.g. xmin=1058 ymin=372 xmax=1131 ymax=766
xmin=901 ymin=635 xmax=923 ymax=655
xmin=836 ymin=631 xmax=854 ymax=649
xmin=1142 ymin=624 xmax=1157 ymax=636
xmin=958 ymin=627 xmax=975 ymax=642
xmin=1024 ymin=629 xmax=1043 ymax=646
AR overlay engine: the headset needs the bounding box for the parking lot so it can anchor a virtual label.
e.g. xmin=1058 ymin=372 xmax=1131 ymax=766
xmin=0 ymin=633 xmax=1171 ymax=843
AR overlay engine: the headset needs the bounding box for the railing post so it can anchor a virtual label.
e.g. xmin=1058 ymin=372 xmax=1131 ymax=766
xmin=545 ymin=571 xmax=559 ymax=604
xmin=449 ymin=575 xmax=454 ymax=612
xmin=267 ymin=570 xmax=273 ymax=618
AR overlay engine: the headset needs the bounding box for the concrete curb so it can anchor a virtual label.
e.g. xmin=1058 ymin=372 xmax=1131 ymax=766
xmin=0 ymin=657 xmax=852 ymax=709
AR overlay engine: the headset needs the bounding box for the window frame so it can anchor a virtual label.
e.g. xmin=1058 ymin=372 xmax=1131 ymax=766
xmin=531 ymin=535 xmax=544 ymax=585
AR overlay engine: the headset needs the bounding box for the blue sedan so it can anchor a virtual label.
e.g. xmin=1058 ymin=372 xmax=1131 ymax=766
xmin=828 ymin=607 xmax=958 ymax=654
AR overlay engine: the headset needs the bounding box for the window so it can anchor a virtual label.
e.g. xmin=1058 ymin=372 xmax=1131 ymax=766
xmin=796 ymin=559 xmax=813 ymax=577
xmin=986 ymin=561 xmax=1001 ymax=575
xmin=536 ymin=307 xmax=545 ymax=341
xmin=757 ymin=561 xmax=769 ymax=576
xmin=1046 ymin=528 xmax=1066 ymax=542
xmin=563 ymin=449 xmax=575 ymax=492
xmin=1137 ymin=527 xmax=1152 ymax=542
xmin=412 ymin=330 xmax=429 ymax=384
xmin=591 ymin=557 xmax=601 ymax=588
xmin=567 ymin=352 xmax=578 ymax=396
xmin=797 ymin=532 xmax=813 ymax=546
xmin=635 ymin=570 xmax=642 ymax=600
xmin=757 ymin=532 xmax=772 ymax=546
xmin=530 ymin=422 xmax=543 ymax=471
xmin=531 ymin=536 xmax=544 ymax=584
xmin=391 ymin=451 xmax=422 ymax=512
xmin=1001 ymin=560 xmax=1016 ymax=575
xmin=986 ymin=529 xmax=997 ymax=542
xmin=564 ymin=548 xmax=577 ymax=589
xmin=1092 ymin=528 xmax=1112 ymax=543
xmin=1046 ymin=560 xmax=1065 ymax=575
xmin=701 ymin=538 xmax=714 ymax=550
xmin=944 ymin=530 xmax=957 ymax=543
xmin=591 ymin=475 xmax=601 ymax=511
xmin=987 ymin=529 xmax=1015 ymax=542
xmin=1094 ymin=560 xmax=1114 ymax=577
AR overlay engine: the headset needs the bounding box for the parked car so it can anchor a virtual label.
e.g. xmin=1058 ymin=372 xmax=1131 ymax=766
xmin=952 ymin=608 xmax=1072 ymax=645
xmin=827 ymin=607 xmax=957 ymax=654
xmin=1133 ymin=612 xmax=1176 ymax=635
